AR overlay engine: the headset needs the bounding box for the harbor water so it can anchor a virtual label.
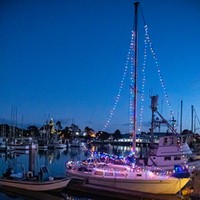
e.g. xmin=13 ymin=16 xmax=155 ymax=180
xmin=0 ymin=144 xmax=198 ymax=200
xmin=0 ymin=144 xmax=135 ymax=200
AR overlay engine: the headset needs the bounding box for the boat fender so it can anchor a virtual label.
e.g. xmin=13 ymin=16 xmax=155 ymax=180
xmin=27 ymin=171 xmax=33 ymax=179
xmin=65 ymin=161 xmax=72 ymax=169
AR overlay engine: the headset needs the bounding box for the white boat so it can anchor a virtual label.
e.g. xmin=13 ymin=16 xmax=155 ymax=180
xmin=67 ymin=162 xmax=190 ymax=194
xmin=1 ymin=158 xmax=70 ymax=191
xmin=8 ymin=138 xmax=38 ymax=151
xmin=137 ymin=96 xmax=194 ymax=171
xmin=0 ymin=137 xmax=8 ymax=151
xmin=48 ymin=139 xmax=67 ymax=149
xmin=69 ymin=138 xmax=84 ymax=148
xmin=9 ymin=142 xmax=30 ymax=150
xmin=66 ymin=3 xmax=192 ymax=195
xmin=0 ymin=175 xmax=70 ymax=191
xmin=146 ymin=134 xmax=193 ymax=170
xmin=37 ymin=138 xmax=48 ymax=150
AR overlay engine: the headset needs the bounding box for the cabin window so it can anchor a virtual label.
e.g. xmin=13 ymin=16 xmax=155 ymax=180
xmin=115 ymin=173 xmax=126 ymax=177
xmin=163 ymin=138 xmax=168 ymax=145
xmin=105 ymin=172 xmax=113 ymax=176
xmin=174 ymin=156 xmax=181 ymax=160
xmin=164 ymin=157 xmax=171 ymax=161
xmin=94 ymin=171 xmax=103 ymax=176
xmin=169 ymin=137 xmax=174 ymax=144
xmin=136 ymin=174 xmax=142 ymax=177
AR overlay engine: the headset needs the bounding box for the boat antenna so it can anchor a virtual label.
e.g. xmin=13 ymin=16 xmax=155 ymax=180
xmin=132 ymin=1 xmax=139 ymax=152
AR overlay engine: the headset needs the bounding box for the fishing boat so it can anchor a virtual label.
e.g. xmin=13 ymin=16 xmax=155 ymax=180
xmin=137 ymin=95 xmax=194 ymax=171
xmin=145 ymin=133 xmax=193 ymax=170
xmin=66 ymin=2 xmax=191 ymax=195
xmin=0 ymin=146 xmax=70 ymax=191
xmin=0 ymin=174 xmax=70 ymax=191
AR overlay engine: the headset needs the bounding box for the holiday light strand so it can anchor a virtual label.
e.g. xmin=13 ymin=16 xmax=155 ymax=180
xmin=102 ymin=23 xmax=175 ymax=132
xmin=129 ymin=31 xmax=135 ymax=134
xmin=144 ymin=25 xmax=174 ymax=119
xmin=138 ymin=28 xmax=148 ymax=132
xmin=102 ymin=31 xmax=135 ymax=131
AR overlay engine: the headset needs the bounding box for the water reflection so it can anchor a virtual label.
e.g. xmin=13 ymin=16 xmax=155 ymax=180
xmin=0 ymin=144 xmax=138 ymax=200
xmin=0 ymin=145 xmax=147 ymax=176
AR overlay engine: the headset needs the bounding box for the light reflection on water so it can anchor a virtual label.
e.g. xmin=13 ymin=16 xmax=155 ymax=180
xmin=0 ymin=144 xmax=140 ymax=200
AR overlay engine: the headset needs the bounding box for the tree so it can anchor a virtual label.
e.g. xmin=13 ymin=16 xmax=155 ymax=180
xmin=62 ymin=126 xmax=72 ymax=139
xmin=27 ymin=125 xmax=39 ymax=137
xmin=84 ymin=126 xmax=96 ymax=139
xmin=69 ymin=123 xmax=81 ymax=137
xmin=113 ymin=129 xmax=122 ymax=141
xmin=181 ymin=129 xmax=193 ymax=135
xmin=56 ymin=121 xmax=62 ymax=130
xmin=96 ymin=131 xmax=109 ymax=141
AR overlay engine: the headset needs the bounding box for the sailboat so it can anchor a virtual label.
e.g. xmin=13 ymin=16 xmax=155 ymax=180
xmin=66 ymin=2 xmax=190 ymax=195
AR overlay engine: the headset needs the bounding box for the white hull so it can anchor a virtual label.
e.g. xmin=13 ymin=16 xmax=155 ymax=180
xmin=69 ymin=139 xmax=84 ymax=148
xmin=0 ymin=177 xmax=70 ymax=191
xmin=0 ymin=137 xmax=8 ymax=151
xmin=13 ymin=150 xmax=29 ymax=154
xmin=9 ymin=143 xmax=38 ymax=151
xmin=38 ymin=145 xmax=48 ymax=150
xmin=54 ymin=144 xmax=67 ymax=149
xmin=10 ymin=145 xmax=30 ymax=150
xmin=0 ymin=146 xmax=7 ymax=151
xmin=68 ymin=169 xmax=189 ymax=194
xmin=89 ymin=176 xmax=188 ymax=194
xmin=48 ymin=144 xmax=67 ymax=149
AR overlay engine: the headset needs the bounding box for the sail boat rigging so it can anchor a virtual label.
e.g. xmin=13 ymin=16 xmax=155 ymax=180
xmin=66 ymin=2 xmax=191 ymax=195
xmin=132 ymin=1 xmax=139 ymax=152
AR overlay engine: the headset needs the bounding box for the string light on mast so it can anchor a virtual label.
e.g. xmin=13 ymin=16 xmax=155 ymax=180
xmin=144 ymin=24 xmax=174 ymax=119
xmin=102 ymin=11 xmax=175 ymax=133
xmin=129 ymin=31 xmax=135 ymax=134
xmin=102 ymin=31 xmax=135 ymax=132
xmin=138 ymin=28 xmax=147 ymax=132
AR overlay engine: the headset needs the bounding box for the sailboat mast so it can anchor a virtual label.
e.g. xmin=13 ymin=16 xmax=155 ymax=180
xmin=191 ymin=105 xmax=194 ymax=133
xmin=180 ymin=100 xmax=183 ymax=133
xmin=132 ymin=2 xmax=139 ymax=151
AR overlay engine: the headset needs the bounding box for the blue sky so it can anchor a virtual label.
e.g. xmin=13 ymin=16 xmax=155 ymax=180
xmin=0 ymin=0 xmax=200 ymax=133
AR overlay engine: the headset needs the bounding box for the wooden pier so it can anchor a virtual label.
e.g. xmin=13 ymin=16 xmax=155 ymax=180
xmin=190 ymin=169 xmax=200 ymax=199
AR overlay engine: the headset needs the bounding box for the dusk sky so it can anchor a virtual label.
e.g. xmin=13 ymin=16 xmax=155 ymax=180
xmin=1 ymin=0 xmax=200 ymax=133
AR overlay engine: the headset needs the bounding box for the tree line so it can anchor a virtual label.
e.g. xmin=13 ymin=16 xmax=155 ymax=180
xmin=0 ymin=121 xmax=199 ymax=145
xmin=0 ymin=122 xmax=125 ymax=142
